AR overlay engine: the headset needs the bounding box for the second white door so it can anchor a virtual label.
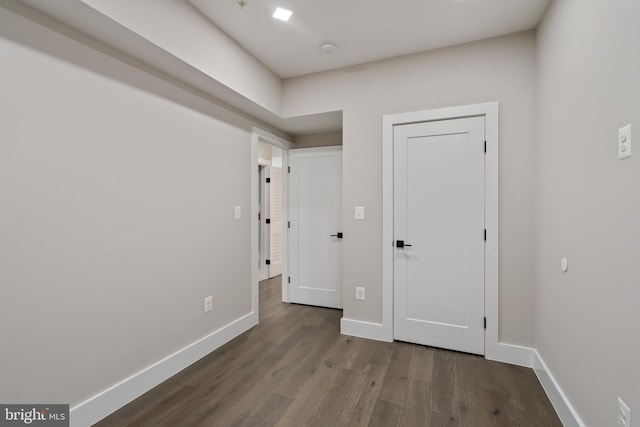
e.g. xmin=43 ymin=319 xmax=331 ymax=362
xmin=288 ymin=147 xmax=342 ymax=309
xmin=393 ymin=116 xmax=485 ymax=355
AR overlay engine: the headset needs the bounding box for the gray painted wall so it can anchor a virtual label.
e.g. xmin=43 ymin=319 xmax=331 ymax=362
xmin=0 ymin=7 xmax=258 ymax=406
xmin=535 ymin=1 xmax=640 ymax=425
xmin=283 ymin=31 xmax=537 ymax=346
xmin=81 ymin=0 xmax=283 ymax=113
xmin=294 ymin=131 xmax=343 ymax=148
xmin=4 ymin=1 xmax=638 ymax=424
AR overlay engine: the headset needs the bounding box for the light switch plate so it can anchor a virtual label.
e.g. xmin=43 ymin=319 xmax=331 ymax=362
xmin=355 ymin=206 xmax=365 ymax=220
xmin=618 ymin=124 xmax=631 ymax=160
xmin=234 ymin=206 xmax=242 ymax=219
xmin=618 ymin=397 xmax=631 ymax=427
xmin=355 ymin=287 xmax=365 ymax=300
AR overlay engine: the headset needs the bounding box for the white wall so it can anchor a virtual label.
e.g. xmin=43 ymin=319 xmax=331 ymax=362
xmin=258 ymin=141 xmax=273 ymax=164
xmin=535 ymin=1 xmax=640 ymax=425
xmin=283 ymin=31 xmax=537 ymax=346
xmin=0 ymin=6 xmax=259 ymax=407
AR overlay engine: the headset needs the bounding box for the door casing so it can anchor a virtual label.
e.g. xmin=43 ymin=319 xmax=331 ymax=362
xmin=380 ymin=102 xmax=500 ymax=360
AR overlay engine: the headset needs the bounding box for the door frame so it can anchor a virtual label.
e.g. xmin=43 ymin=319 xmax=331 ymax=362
xmin=381 ymin=101 xmax=500 ymax=359
xmin=251 ymin=127 xmax=293 ymax=323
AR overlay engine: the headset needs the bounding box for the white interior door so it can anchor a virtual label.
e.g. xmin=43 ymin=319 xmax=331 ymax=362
xmin=288 ymin=147 xmax=342 ymax=309
xmin=258 ymin=165 xmax=269 ymax=281
xmin=258 ymin=143 xmax=286 ymax=281
xmin=269 ymin=165 xmax=283 ymax=277
xmin=394 ymin=116 xmax=485 ymax=355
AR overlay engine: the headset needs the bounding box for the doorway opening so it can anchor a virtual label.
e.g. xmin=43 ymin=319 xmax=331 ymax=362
xmin=251 ymin=128 xmax=292 ymax=323
xmin=258 ymin=143 xmax=284 ymax=282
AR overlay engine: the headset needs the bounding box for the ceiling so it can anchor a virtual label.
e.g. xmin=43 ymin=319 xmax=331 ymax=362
xmin=12 ymin=0 xmax=549 ymax=134
xmin=190 ymin=0 xmax=550 ymax=78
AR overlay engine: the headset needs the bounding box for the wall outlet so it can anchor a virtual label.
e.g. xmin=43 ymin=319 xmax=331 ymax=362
xmin=618 ymin=396 xmax=631 ymax=427
xmin=355 ymin=286 xmax=365 ymax=301
xmin=204 ymin=296 xmax=213 ymax=312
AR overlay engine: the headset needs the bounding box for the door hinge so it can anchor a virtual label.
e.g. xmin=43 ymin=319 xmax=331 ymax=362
xmin=266 ymin=259 xmax=271 ymax=265
xmin=288 ymin=166 xmax=291 ymax=173
xmin=288 ymin=276 xmax=291 ymax=284
xmin=288 ymin=221 xmax=291 ymax=229
xmin=484 ymin=141 xmax=487 ymax=153
xmin=266 ymin=218 xmax=271 ymax=224
xmin=484 ymin=317 xmax=487 ymax=329
xmin=266 ymin=177 xmax=271 ymax=183
xmin=484 ymin=229 xmax=487 ymax=241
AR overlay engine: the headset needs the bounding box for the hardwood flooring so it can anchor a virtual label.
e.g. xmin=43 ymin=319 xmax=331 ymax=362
xmin=94 ymin=277 xmax=562 ymax=427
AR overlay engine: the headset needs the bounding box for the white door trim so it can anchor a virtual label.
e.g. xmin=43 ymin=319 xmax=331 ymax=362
xmin=381 ymin=101 xmax=499 ymax=359
xmin=251 ymin=127 xmax=292 ymax=322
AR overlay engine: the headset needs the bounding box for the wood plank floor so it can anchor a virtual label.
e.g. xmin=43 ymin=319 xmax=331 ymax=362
xmin=95 ymin=277 xmax=562 ymax=427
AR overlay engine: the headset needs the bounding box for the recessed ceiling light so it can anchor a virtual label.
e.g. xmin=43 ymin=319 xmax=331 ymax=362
xmin=273 ymin=7 xmax=292 ymax=22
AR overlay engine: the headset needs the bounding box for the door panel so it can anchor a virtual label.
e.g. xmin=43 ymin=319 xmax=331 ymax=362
xmin=289 ymin=148 xmax=342 ymax=309
xmin=269 ymin=166 xmax=283 ymax=277
xmin=258 ymin=165 xmax=269 ymax=281
xmin=394 ymin=117 xmax=485 ymax=355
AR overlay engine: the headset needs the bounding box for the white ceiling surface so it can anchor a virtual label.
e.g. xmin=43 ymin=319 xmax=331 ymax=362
xmin=190 ymin=0 xmax=550 ymax=78
xmin=13 ymin=0 xmax=549 ymax=134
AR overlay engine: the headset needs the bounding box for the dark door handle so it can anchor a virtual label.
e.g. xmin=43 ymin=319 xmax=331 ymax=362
xmin=330 ymin=232 xmax=343 ymax=239
xmin=396 ymin=240 xmax=412 ymax=248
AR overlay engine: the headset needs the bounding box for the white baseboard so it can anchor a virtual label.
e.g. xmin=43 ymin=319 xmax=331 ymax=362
xmin=70 ymin=311 xmax=258 ymax=427
xmin=533 ymin=350 xmax=585 ymax=427
xmin=487 ymin=342 xmax=535 ymax=368
xmin=340 ymin=318 xmax=392 ymax=342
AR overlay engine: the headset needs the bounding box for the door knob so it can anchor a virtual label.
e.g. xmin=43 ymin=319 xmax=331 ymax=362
xmin=330 ymin=232 xmax=343 ymax=239
xmin=396 ymin=240 xmax=412 ymax=248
